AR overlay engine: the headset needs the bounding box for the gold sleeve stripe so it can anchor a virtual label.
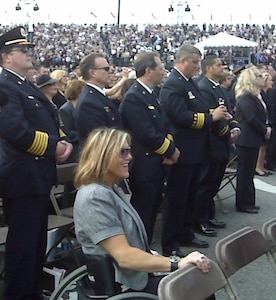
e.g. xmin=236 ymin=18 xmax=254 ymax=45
xmin=167 ymin=134 xmax=173 ymax=141
xmin=155 ymin=138 xmax=170 ymax=155
xmin=27 ymin=131 xmax=49 ymax=156
xmin=59 ymin=129 xmax=66 ymax=138
xmin=192 ymin=113 xmax=205 ymax=129
xmin=219 ymin=125 xmax=229 ymax=136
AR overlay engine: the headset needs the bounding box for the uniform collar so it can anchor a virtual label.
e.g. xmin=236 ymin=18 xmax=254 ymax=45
xmin=174 ymin=67 xmax=190 ymax=81
xmin=87 ymin=82 xmax=106 ymax=96
xmin=207 ymin=77 xmax=220 ymax=86
xmin=137 ymin=79 xmax=154 ymax=94
xmin=4 ymin=68 xmax=25 ymax=81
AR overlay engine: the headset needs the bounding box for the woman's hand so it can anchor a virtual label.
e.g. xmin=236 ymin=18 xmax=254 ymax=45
xmin=179 ymin=251 xmax=211 ymax=273
xmin=265 ymin=126 xmax=272 ymax=140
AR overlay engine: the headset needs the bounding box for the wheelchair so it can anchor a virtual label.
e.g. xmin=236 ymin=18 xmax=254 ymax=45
xmin=49 ymin=254 xmax=158 ymax=300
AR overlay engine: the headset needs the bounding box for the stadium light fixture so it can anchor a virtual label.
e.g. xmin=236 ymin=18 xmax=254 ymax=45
xmin=185 ymin=4 xmax=191 ymax=12
xmin=168 ymin=4 xmax=174 ymax=12
xmin=33 ymin=3 xmax=39 ymax=11
xmin=15 ymin=3 xmax=22 ymax=10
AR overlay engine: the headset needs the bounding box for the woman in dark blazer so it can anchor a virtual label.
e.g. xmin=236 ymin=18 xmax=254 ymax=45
xmin=235 ymin=66 xmax=272 ymax=213
xmin=58 ymin=79 xmax=86 ymax=208
xmin=59 ymin=78 xmax=86 ymax=163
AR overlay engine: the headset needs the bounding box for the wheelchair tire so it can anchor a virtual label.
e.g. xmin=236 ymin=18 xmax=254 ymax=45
xmin=49 ymin=265 xmax=107 ymax=299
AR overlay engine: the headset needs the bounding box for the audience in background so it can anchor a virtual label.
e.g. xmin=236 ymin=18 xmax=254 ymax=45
xmin=0 ymin=22 xmax=275 ymax=73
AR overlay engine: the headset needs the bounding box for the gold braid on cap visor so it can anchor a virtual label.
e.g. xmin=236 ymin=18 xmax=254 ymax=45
xmin=5 ymin=39 xmax=29 ymax=46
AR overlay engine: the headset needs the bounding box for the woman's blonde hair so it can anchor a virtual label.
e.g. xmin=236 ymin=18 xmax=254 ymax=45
xmin=74 ymin=127 xmax=131 ymax=188
xmin=51 ymin=69 xmax=68 ymax=91
xmin=65 ymin=79 xmax=86 ymax=101
xmin=235 ymin=66 xmax=261 ymax=99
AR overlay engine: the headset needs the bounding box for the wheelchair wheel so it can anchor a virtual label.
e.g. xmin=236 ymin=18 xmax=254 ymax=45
xmin=49 ymin=265 xmax=158 ymax=300
xmin=106 ymin=292 xmax=158 ymax=299
xmin=49 ymin=265 xmax=108 ymax=300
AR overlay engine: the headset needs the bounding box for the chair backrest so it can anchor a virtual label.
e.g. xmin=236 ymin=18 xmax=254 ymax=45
xmin=270 ymin=224 xmax=276 ymax=251
xmin=0 ymin=226 xmax=8 ymax=245
xmin=215 ymin=226 xmax=272 ymax=279
xmin=56 ymin=163 xmax=78 ymax=185
xmin=261 ymin=217 xmax=276 ymax=271
xmin=262 ymin=217 xmax=276 ymax=253
xmin=50 ymin=163 xmax=77 ymax=216
xmin=158 ymin=259 xmax=233 ymax=300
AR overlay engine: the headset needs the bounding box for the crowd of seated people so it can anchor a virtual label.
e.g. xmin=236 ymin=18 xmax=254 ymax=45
xmin=0 ymin=22 xmax=275 ymax=73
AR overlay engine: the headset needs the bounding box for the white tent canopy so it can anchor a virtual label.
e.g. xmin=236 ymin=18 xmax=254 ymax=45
xmin=194 ymin=32 xmax=258 ymax=49
xmin=194 ymin=32 xmax=258 ymax=66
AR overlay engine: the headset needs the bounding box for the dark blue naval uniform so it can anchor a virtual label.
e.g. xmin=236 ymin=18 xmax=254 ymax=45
xmin=194 ymin=76 xmax=239 ymax=225
xmin=119 ymin=80 xmax=176 ymax=243
xmin=0 ymin=69 xmax=61 ymax=299
xmin=75 ymin=84 xmax=123 ymax=147
xmin=160 ymin=68 xmax=213 ymax=253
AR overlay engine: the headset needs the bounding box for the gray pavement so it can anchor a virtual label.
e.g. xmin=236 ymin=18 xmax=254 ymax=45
xmin=1 ymin=173 xmax=276 ymax=299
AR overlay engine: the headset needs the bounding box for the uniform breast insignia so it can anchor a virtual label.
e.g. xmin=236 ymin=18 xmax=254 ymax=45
xmin=148 ymin=105 xmax=155 ymax=110
xmin=104 ymin=106 xmax=110 ymax=112
xmin=218 ymin=98 xmax=225 ymax=106
xmin=27 ymin=95 xmax=35 ymax=100
xmin=188 ymin=91 xmax=195 ymax=99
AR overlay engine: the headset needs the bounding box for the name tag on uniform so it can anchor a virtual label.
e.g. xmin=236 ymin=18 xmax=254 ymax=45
xmin=148 ymin=105 xmax=155 ymax=110
xmin=188 ymin=91 xmax=195 ymax=99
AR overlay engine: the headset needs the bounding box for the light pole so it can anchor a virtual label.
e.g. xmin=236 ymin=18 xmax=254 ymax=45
xmin=117 ymin=0 xmax=121 ymax=26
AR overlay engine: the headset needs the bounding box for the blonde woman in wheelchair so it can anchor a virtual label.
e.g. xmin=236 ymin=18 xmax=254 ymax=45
xmin=71 ymin=127 xmax=213 ymax=299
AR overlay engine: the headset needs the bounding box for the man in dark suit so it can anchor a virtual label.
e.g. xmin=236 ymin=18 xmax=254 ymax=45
xmin=119 ymin=52 xmax=180 ymax=247
xmin=193 ymin=55 xmax=240 ymax=236
xmin=0 ymin=27 xmax=72 ymax=299
xmin=159 ymin=45 xmax=229 ymax=256
xmin=75 ymin=53 xmax=123 ymax=147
